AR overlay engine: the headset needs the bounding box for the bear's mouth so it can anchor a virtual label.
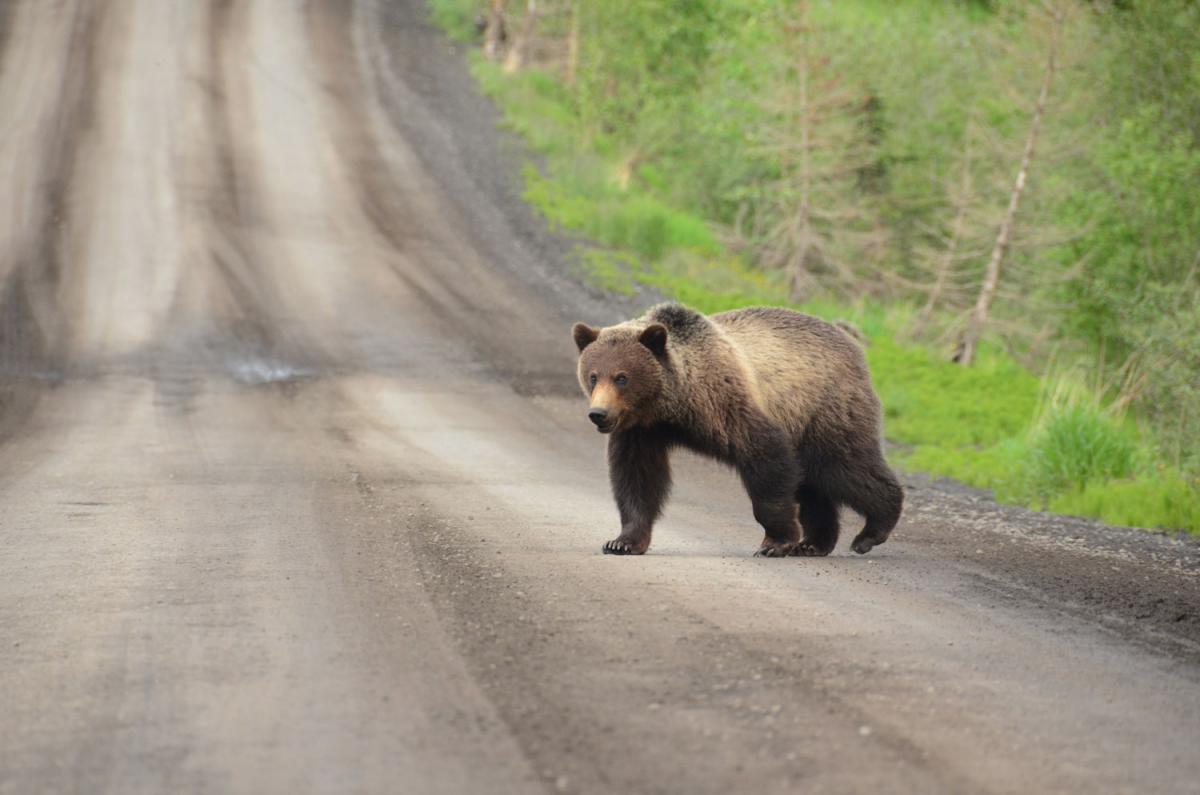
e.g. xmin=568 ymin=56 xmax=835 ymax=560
xmin=594 ymin=415 xmax=620 ymax=434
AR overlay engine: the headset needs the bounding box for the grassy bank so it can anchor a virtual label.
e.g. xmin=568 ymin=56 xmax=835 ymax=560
xmin=433 ymin=8 xmax=1200 ymax=534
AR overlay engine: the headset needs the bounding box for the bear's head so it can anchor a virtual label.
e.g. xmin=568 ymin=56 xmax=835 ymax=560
xmin=571 ymin=321 xmax=668 ymax=433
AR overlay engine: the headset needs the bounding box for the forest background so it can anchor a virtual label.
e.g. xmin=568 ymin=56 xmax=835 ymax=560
xmin=432 ymin=0 xmax=1200 ymax=532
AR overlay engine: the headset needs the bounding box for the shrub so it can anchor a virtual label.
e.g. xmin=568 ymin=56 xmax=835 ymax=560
xmin=428 ymin=0 xmax=479 ymax=43
xmin=1025 ymin=403 xmax=1138 ymax=499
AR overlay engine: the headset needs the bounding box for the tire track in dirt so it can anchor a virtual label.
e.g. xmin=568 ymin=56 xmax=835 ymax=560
xmin=310 ymin=0 xmax=602 ymax=395
xmin=185 ymin=0 xmax=331 ymax=387
xmin=0 ymin=2 xmax=102 ymax=437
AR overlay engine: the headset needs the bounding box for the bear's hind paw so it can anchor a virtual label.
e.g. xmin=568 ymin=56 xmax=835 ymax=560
xmin=850 ymin=531 xmax=888 ymax=555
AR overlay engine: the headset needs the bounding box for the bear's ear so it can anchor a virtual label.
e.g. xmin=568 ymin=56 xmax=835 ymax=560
xmin=572 ymin=322 xmax=600 ymax=353
xmin=639 ymin=323 xmax=668 ymax=357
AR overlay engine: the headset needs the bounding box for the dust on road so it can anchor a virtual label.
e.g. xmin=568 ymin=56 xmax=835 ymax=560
xmin=1 ymin=1 xmax=1198 ymax=793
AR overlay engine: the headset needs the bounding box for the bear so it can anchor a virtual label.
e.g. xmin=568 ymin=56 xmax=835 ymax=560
xmin=571 ymin=303 xmax=903 ymax=557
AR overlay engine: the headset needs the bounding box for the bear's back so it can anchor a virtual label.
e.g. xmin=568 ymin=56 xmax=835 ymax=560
xmin=710 ymin=307 xmax=876 ymax=432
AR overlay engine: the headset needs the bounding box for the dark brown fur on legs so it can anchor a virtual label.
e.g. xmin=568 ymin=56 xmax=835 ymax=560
xmin=805 ymin=445 xmax=903 ymax=555
xmin=846 ymin=462 xmax=903 ymax=554
xmin=736 ymin=420 xmax=803 ymax=557
xmin=605 ymin=427 xmax=672 ymax=554
xmin=795 ymin=485 xmax=839 ymax=556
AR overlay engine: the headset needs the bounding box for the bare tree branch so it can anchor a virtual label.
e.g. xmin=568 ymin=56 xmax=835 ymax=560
xmin=957 ymin=5 xmax=1063 ymax=365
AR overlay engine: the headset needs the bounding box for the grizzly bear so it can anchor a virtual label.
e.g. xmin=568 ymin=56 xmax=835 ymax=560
xmin=572 ymin=303 xmax=903 ymax=557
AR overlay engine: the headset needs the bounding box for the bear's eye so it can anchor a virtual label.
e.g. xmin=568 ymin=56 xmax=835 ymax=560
xmin=614 ymin=374 xmax=628 ymax=387
xmin=588 ymin=373 xmax=598 ymax=388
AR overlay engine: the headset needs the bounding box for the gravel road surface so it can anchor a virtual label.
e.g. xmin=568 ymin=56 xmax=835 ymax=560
xmin=1 ymin=1 xmax=1198 ymax=793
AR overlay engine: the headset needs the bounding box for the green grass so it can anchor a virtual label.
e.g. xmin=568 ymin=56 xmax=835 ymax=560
xmin=476 ymin=65 xmax=579 ymax=156
xmin=574 ymin=249 xmax=638 ymax=296
xmin=429 ymin=1 xmax=1200 ymax=534
xmin=526 ymin=168 xmax=721 ymax=262
xmin=429 ymin=0 xmax=479 ymax=42
xmin=870 ymin=338 xmax=1040 ymax=447
xmin=1026 ymin=403 xmax=1140 ymax=498
xmin=1050 ymin=471 xmax=1200 ymax=531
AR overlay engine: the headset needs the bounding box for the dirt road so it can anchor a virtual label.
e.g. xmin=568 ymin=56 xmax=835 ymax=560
xmin=1 ymin=2 xmax=1198 ymax=793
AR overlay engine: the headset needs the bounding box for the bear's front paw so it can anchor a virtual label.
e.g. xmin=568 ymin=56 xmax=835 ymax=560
xmin=603 ymin=537 xmax=648 ymax=555
xmin=755 ymin=539 xmax=799 ymax=558
xmin=792 ymin=541 xmax=834 ymax=557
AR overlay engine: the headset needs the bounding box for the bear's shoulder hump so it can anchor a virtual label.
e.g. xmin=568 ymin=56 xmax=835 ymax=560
xmin=647 ymin=303 xmax=709 ymax=341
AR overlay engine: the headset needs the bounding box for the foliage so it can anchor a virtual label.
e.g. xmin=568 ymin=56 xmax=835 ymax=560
xmin=429 ymin=0 xmax=480 ymax=42
xmin=429 ymin=0 xmax=1200 ymax=532
xmin=574 ymin=0 xmax=722 ymax=165
xmin=525 ymin=167 xmax=720 ymax=261
xmin=1025 ymin=403 xmax=1139 ymax=499
xmin=574 ymin=249 xmax=639 ymax=296
xmin=473 ymin=60 xmax=578 ymax=155
xmin=1100 ymin=0 xmax=1200 ymax=148
xmin=1049 ymin=471 xmax=1200 ymax=533
xmin=1059 ymin=110 xmax=1200 ymax=466
xmin=869 ymin=337 xmax=1040 ymax=448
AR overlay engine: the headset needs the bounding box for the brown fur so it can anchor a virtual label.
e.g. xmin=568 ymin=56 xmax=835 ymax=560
xmin=572 ymin=303 xmax=903 ymax=557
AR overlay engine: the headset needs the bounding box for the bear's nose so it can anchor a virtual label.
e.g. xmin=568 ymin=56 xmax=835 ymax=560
xmin=588 ymin=408 xmax=609 ymax=426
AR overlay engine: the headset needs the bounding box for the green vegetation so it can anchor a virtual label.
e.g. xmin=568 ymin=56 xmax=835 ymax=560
xmin=434 ymin=0 xmax=1200 ymax=533
xmin=429 ymin=0 xmax=479 ymax=41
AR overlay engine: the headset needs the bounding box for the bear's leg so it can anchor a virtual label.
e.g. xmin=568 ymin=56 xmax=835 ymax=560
xmin=845 ymin=458 xmax=904 ymax=555
xmin=604 ymin=429 xmax=672 ymax=555
xmin=794 ymin=485 xmax=839 ymax=557
xmin=739 ymin=429 xmax=803 ymax=557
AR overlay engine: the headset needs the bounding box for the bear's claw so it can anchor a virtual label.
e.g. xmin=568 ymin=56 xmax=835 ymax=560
xmin=755 ymin=540 xmax=799 ymax=557
xmin=792 ymin=541 xmax=833 ymax=557
xmin=603 ymin=538 xmax=646 ymax=555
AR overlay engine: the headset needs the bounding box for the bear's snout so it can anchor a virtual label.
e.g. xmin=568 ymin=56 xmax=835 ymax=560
xmin=588 ymin=407 xmax=610 ymax=430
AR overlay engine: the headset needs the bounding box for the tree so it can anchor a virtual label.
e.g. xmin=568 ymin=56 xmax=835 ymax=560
xmin=907 ymin=122 xmax=981 ymax=336
xmin=483 ymin=0 xmax=507 ymax=61
xmin=955 ymin=1 xmax=1067 ymax=366
xmin=564 ymin=1 xmax=579 ymax=87
xmin=503 ymin=0 xmax=540 ymax=73
xmin=753 ymin=0 xmax=882 ymax=302
xmin=573 ymin=0 xmax=720 ymax=189
xmin=1060 ymin=110 xmax=1200 ymax=462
